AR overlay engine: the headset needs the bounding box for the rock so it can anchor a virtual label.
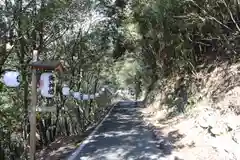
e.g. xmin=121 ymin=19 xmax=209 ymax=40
xmin=210 ymin=128 xmax=221 ymax=136
xmin=232 ymin=131 xmax=240 ymax=144
xmin=210 ymin=134 xmax=240 ymax=159
xmin=198 ymin=110 xmax=219 ymax=130
xmin=174 ymin=157 xmax=184 ymax=160
xmin=209 ymin=124 xmax=228 ymax=136
xmin=205 ymin=118 xmax=230 ymax=136
xmin=225 ymin=115 xmax=240 ymax=130
xmin=199 ymin=118 xmax=209 ymax=128
xmin=185 ymin=140 xmax=195 ymax=147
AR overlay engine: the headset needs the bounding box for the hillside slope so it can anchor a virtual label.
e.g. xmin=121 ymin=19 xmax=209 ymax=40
xmin=142 ymin=62 xmax=240 ymax=160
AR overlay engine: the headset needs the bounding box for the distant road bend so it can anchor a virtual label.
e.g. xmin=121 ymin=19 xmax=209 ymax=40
xmin=67 ymin=101 xmax=164 ymax=160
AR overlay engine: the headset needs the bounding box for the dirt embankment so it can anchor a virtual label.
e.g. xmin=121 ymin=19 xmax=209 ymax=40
xmin=142 ymin=62 xmax=240 ymax=160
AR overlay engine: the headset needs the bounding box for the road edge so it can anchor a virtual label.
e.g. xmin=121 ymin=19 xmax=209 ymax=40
xmin=67 ymin=102 xmax=118 ymax=160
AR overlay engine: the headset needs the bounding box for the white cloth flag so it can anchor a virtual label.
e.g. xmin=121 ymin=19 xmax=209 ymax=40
xmin=73 ymin=92 xmax=81 ymax=100
xmin=89 ymin=94 xmax=94 ymax=99
xmin=82 ymin=94 xmax=89 ymax=100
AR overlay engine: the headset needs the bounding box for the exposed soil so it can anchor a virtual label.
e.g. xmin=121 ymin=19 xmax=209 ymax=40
xmin=141 ymin=62 xmax=240 ymax=160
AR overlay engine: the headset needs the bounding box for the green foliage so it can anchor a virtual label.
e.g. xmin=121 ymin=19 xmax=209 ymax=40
xmin=1 ymin=0 xmax=240 ymax=158
xmin=0 ymin=0 xmax=115 ymax=159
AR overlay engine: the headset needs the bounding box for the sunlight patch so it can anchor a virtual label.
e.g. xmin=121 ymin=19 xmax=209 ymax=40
xmin=104 ymin=130 xmax=139 ymax=137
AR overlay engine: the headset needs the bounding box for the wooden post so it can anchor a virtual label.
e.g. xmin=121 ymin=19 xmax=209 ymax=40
xmin=30 ymin=50 xmax=38 ymax=160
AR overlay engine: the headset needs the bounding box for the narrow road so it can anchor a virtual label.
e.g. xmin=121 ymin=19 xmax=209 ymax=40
xmin=68 ymin=101 xmax=165 ymax=160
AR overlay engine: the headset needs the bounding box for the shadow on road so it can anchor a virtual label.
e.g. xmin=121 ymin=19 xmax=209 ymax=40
xmin=38 ymin=101 xmax=180 ymax=160
xmin=73 ymin=101 xmax=174 ymax=160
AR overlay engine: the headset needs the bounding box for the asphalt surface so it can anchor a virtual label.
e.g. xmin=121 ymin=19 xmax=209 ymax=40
xmin=69 ymin=101 xmax=165 ymax=160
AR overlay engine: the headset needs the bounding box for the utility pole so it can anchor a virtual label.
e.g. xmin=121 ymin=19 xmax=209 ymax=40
xmin=29 ymin=50 xmax=38 ymax=160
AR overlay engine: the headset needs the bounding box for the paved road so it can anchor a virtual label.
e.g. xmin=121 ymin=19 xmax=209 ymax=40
xmin=69 ymin=101 xmax=165 ymax=160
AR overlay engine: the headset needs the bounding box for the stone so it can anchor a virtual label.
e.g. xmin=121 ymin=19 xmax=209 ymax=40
xmin=209 ymin=124 xmax=228 ymax=136
xmin=199 ymin=118 xmax=209 ymax=128
xmin=232 ymin=131 xmax=240 ymax=144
